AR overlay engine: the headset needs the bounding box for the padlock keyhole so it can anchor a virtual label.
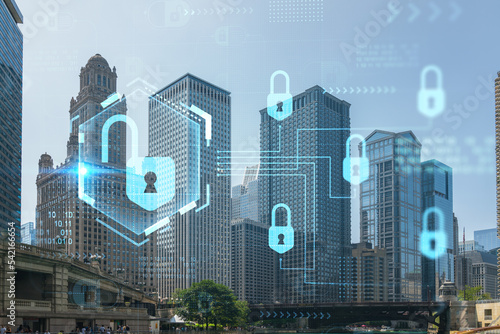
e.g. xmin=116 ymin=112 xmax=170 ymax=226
xmin=352 ymin=164 xmax=360 ymax=176
xmin=276 ymin=101 xmax=283 ymax=112
xmin=430 ymin=239 xmax=435 ymax=250
xmin=278 ymin=234 xmax=285 ymax=245
xmin=428 ymin=97 xmax=435 ymax=109
xmin=144 ymin=171 xmax=158 ymax=193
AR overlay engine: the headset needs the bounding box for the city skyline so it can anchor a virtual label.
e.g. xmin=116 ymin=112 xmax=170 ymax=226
xmin=16 ymin=0 xmax=498 ymax=244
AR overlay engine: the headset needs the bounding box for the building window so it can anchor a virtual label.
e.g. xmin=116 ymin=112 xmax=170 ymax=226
xmin=98 ymin=75 xmax=101 ymax=86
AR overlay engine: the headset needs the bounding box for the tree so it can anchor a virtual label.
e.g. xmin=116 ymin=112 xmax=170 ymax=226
xmin=174 ymin=280 xmax=249 ymax=330
xmin=458 ymin=285 xmax=491 ymax=301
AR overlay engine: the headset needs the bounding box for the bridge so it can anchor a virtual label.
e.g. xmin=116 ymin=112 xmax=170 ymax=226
xmin=249 ymin=302 xmax=450 ymax=333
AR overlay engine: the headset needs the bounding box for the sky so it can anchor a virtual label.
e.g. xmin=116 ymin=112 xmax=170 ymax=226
xmin=17 ymin=0 xmax=498 ymax=243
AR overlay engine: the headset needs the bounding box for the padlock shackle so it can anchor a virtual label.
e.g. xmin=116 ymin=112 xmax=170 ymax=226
xmin=420 ymin=65 xmax=443 ymax=89
xmin=271 ymin=203 xmax=291 ymax=227
xmin=270 ymin=70 xmax=290 ymax=95
xmin=101 ymin=114 xmax=138 ymax=163
xmin=422 ymin=206 xmax=444 ymax=231
xmin=345 ymin=134 xmax=367 ymax=158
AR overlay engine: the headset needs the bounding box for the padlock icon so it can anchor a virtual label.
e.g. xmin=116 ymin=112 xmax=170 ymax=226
xmin=269 ymin=203 xmax=294 ymax=254
xmin=267 ymin=70 xmax=293 ymax=121
xmin=101 ymin=114 xmax=175 ymax=211
xmin=343 ymin=134 xmax=369 ymax=185
xmin=420 ymin=207 xmax=447 ymax=259
xmin=418 ymin=65 xmax=446 ymax=118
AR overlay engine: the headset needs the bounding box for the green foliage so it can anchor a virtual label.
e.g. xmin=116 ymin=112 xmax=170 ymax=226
xmin=174 ymin=280 xmax=249 ymax=330
xmin=458 ymin=285 xmax=491 ymax=301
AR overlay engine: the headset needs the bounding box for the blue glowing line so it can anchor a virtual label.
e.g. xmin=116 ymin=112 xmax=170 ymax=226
xmin=101 ymin=115 xmax=138 ymax=164
xmin=69 ymin=115 xmax=80 ymax=133
xmin=179 ymin=201 xmax=197 ymax=215
xmin=220 ymin=160 xmax=350 ymax=199
xmin=144 ymin=216 xmax=171 ymax=236
xmin=231 ymin=172 xmax=313 ymax=271
xmin=96 ymin=218 xmax=149 ymax=247
xmin=195 ymin=184 xmax=210 ymax=212
xmin=217 ymin=125 xmax=282 ymax=154
xmin=100 ymin=92 xmax=120 ymax=109
xmin=78 ymin=162 xmax=95 ymax=206
xmin=181 ymin=103 xmax=212 ymax=146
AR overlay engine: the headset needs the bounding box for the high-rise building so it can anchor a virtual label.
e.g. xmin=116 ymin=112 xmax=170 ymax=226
xmin=474 ymin=228 xmax=500 ymax=252
xmin=463 ymin=250 xmax=498 ymax=299
xmin=151 ymin=74 xmax=231 ymax=299
xmin=459 ymin=240 xmax=485 ymax=254
xmin=21 ymin=221 xmax=36 ymax=245
xmin=421 ymin=160 xmax=454 ymax=301
xmin=232 ymin=164 xmax=259 ymax=221
xmin=231 ymin=218 xmax=273 ymax=304
xmin=351 ymin=242 xmax=388 ymax=302
xmin=36 ymin=55 xmax=157 ymax=294
xmin=496 ymin=71 xmax=500 ymax=297
xmin=0 ymin=0 xmax=22 ymax=242
xmin=455 ymin=255 xmax=472 ymax=291
xmin=360 ymin=130 xmax=422 ymax=302
xmin=259 ymin=86 xmax=351 ymax=303
xmin=453 ymin=214 xmax=459 ymax=257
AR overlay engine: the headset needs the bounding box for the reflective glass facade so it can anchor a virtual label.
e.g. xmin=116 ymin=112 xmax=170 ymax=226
xmin=259 ymin=86 xmax=351 ymax=303
xmin=421 ymin=159 xmax=454 ymax=301
xmin=360 ymin=130 xmax=422 ymax=302
xmin=474 ymin=228 xmax=500 ymax=251
xmin=0 ymin=0 xmax=22 ymax=241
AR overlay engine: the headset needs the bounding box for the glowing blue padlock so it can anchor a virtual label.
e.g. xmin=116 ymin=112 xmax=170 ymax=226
xmin=267 ymin=70 xmax=293 ymax=121
xmin=343 ymin=134 xmax=369 ymax=185
xmin=101 ymin=115 xmax=175 ymax=211
xmin=269 ymin=203 xmax=294 ymax=254
xmin=418 ymin=65 xmax=446 ymax=117
xmin=420 ymin=207 xmax=447 ymax=259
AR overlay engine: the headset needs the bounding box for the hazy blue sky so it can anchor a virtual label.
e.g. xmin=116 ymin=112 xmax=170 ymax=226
xmin=17 ymin=0 xmax=498 ymax=242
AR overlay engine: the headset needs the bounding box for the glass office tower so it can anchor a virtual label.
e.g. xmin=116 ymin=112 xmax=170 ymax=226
xmin=259 ymin=86 xmax=351 ymax=303
xmin=0 ymin=0 xmax=22 ymax=241
xmin=360 ymin=130 xmax=422 ymax=302
xmin=421 ymin=159 xmax=454 ymax=301
xmin=151 ymin=74 xmax=231 ymax=299
xmin=474 ymin=228 xmax=500 ymax=252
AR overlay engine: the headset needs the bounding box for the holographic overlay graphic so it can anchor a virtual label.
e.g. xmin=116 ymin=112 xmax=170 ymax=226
xmin=420 ymin=206 xmax=447 ymax=259
xmin=343 ymin=134 xmax=369 ymax=185
xmin=267 ymin=70 xmax=293 ymax=121
xmin=418 ymin=65 xmax=446 ymax=118
xmin=269 ymin=203 xmax=294 ymax=254
xmin=78 ymin=93 xmax=201 ymax=240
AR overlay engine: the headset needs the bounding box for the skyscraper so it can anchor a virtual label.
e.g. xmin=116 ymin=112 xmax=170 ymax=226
xmin=21 ymin=221 xmax=36 ymax=245
xmin=360 ymin=130 xmax=422 ymax=302
xmin=232 ymin=164 xmax=259 ymax=222
xmin=474 ymin=228 xmax=500 ymax=251
xmin=259 ymin=86 xmax=351 ymax=303
xmin=151 ymin=74 xmax=231 ymax=299
xmin=421 ymin=159 xmax=454 ymax=301
xmin=0 ymin=0 xmax=22 ymax=242
xmin=495 ymin=71 xmax=500 ymax=294
xmin=351 ymin=242 xmax=388 ymax=302
xmin=36 ymin=55 xmax=157 ymax=294
xmin=231 ymin=218 xmax=273 ymax=304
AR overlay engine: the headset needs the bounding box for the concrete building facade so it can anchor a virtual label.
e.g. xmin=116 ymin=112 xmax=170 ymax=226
xmin=231 ymin=218 xmax=273 ymax=304
xmin=35 ymin=55 xmax=157 ymax=294
xmin=351 ymin=242 xmax=388 ymax=302
xmin=152 ymin=74 xmax=231 ymax=299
